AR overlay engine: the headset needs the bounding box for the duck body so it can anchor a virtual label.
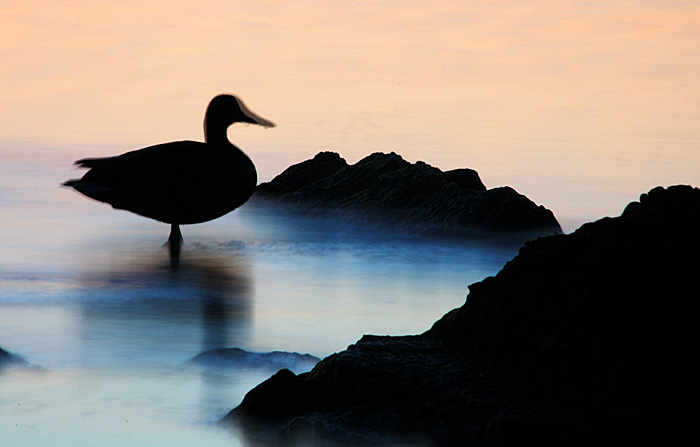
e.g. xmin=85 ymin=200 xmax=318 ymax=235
xmin=64 ymin=94 xmax=274 ymax=245
xmin=67 ymin=139 xmax=257 ymax=225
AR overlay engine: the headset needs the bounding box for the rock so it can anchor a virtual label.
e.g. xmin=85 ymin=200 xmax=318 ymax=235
xmin=253 ymin=152 xmax=562 ymax=238
xmin=428 ymin=185 xmax=700 ymax=380
xmin=231 ymin=335 xmax=525 ymax=444
xmin=228 ymin=185 xmax=700 ymax=445
xmin=0 ymin=346 xmax=24 ymax=370
xmin=0 ymin=346 xmax=10 ymax=362
xmin=188 ymin=347 xmax=320 ymax=374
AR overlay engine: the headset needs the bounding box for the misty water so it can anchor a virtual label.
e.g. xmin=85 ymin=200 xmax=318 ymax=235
xmin=0 ymin=152 xmax=521 ymax=446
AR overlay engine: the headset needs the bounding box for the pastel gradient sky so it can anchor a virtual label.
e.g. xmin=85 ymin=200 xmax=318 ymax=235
xmin=2 ymin=1 xmax=699 ymax=230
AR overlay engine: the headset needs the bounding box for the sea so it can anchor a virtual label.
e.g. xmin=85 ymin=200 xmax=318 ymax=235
xmin=0 ymin=151 xmax=521 ymax=446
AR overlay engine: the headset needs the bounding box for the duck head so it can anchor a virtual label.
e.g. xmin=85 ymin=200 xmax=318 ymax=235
xmin=204 ymin=94 xmax=275 ymax=143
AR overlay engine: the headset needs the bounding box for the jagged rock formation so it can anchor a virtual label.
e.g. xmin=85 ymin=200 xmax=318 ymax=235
xmin=229 ymin=185 xmax=700 ymax=445
xmin=253 ymin=152 xmax=562 ymax=238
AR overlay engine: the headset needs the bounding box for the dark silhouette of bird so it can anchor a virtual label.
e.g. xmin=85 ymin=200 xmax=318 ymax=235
xmin=63 ymin=94 xmax=275 ymax=258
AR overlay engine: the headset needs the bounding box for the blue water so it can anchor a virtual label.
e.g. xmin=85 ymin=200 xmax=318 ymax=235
xmin=1 ymin=152 xmax=519 ymax=446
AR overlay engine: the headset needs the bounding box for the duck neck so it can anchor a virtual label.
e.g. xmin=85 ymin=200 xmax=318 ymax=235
xmin=204 ymin=119 xmax=230 ymax=145
xmin=204 ymin=118 xmax=257 ymax=189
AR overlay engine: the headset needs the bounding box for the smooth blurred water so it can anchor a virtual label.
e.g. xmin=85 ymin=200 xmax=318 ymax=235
xmin=0 ymin=151 xmax=518 ymax=446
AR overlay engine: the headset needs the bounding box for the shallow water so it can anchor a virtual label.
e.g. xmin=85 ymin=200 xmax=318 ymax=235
xmin=0 ymin=154 xmax=518 ymax=446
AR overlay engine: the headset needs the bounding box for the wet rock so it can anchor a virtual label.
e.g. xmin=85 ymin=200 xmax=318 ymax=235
xmin=253 ymin=152 xmax=562 ymax=238
xmin=188 ymin=347 xmax=319 ymax=374
xmin=229 ymin=185 xmax=700 ymax=445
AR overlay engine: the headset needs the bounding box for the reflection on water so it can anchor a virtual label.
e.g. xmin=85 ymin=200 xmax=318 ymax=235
xmin=76 ymin=250 xmax=253 ymax=367
xmin=75 ymin=250 xmax=261 ymax=426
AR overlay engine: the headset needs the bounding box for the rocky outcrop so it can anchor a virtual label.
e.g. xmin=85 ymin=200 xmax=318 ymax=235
xmin=253 ymin=152 xmax=562 ymax=238
xmin=228 ymin=185 xmax=700 ymax=445
xmin=188 ymin=347 xmax=319 ymax=374
xmin=427 ymin=184 xmax=700 ymax=385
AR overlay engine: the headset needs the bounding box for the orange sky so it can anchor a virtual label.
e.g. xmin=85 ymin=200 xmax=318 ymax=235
xmin=2 ymin=1 xmax=700 ymax=229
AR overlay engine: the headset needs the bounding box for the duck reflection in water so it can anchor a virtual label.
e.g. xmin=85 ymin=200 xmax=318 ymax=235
xmin=76 ymin=248 xmax=253 ymax=365
xmin=63 ymin=94 xmax=275 ymax=261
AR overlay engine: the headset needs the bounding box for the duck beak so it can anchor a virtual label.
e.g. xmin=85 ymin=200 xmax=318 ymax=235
xmin=239 ymin=101 xmax=276 ymax=127
xmin=247 ymin=112 xmax=276 ymax=128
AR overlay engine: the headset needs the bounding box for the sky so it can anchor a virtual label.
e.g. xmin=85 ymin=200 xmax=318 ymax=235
xmin=2 ymin=0 xmax=700 ymax=231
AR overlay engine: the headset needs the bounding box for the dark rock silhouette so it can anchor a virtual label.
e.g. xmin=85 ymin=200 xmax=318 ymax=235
xmin=188 ymin=347 xmax=319 ymax=374
xmin=64 ymin=94 xmax=274 ymax=259
xmin=0 ymin=346 xmax=10 ymax=363
xmin=0 ymin=346 xmax=25 ymax=370
xmin=254 ymin=152 xmax=562 ymax=238
xmin=229 ymin=185 xmax=700 ymax=445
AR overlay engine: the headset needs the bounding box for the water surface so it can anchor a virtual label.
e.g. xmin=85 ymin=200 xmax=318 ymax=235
xmin=0 ymin=154 xmax=518 ymax=446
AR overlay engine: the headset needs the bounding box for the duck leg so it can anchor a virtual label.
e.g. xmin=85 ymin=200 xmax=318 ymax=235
xmin=167 ymin=224 xmax=183 ymax=260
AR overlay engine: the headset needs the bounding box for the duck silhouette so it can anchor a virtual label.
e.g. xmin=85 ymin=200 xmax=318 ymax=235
xmin=63 ymin=94 xmax=274 ymax=258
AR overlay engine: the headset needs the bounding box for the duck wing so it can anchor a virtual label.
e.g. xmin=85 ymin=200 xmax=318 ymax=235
xmin=64 ymin=141 xmax=251 ymax=224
